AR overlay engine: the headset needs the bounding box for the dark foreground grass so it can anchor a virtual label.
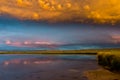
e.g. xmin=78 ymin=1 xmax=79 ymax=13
xmin=98 ymin=51 xmax=120 ymax=72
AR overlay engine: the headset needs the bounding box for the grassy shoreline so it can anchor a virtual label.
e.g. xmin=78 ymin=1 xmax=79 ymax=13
xmin=84 ymin=48 xmax=120 ymax=80
xmin=0 ymin=48 xmax=120 ymax=54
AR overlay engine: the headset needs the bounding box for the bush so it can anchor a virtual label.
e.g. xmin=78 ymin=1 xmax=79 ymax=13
xmin=97 ymin=51 xmax=120 ymax=72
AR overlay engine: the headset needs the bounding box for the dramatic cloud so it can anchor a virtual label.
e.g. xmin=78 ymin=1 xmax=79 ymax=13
xmin=0 ymin=0 xmax=120 ymax=24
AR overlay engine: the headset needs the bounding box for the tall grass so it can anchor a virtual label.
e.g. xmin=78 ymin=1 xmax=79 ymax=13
xmin=97 ymin=51 xmax=120 ymax=72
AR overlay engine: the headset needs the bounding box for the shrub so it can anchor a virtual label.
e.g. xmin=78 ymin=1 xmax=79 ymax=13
xmin=97 ymin=51 xmax=120 ymax=72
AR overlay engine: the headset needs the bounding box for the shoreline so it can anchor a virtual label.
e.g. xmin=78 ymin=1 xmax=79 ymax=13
xmin=0 ymin=48 xmax=120 ymax=54
xmin=85 ymin=69 xmax=120 ymax=80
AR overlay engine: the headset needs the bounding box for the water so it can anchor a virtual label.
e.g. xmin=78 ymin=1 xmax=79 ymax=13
xmin=0 ymin=54 xmax=96 ymax=61
xmin=0 ymin=54 xmax=98 ymax=80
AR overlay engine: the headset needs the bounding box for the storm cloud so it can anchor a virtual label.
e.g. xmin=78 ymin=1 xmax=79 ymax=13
xmin=0 ymin=0 xmax=120 ymax=24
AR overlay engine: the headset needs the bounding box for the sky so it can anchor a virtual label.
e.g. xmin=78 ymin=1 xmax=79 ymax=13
xmin=0 ymin=0 xmax=120 ymax=50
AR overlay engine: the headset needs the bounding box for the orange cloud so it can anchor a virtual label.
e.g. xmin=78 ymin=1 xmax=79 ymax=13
xmin=0 ymin=0 xmax=120 ymax=24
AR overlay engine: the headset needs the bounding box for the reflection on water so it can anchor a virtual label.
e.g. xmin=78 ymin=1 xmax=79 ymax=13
xmin=3 ymin=59 xmax=53 ymax=66
xmin=0 ymin=54 xmax=97 ymax=80
xmin=0 ymin=55 xmax=95 ymax=66
xmin=0 ymin=54 xmax=96 ymax=66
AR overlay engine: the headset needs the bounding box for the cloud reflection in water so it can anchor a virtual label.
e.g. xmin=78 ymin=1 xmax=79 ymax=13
xmin=3 ymin=58 xmax=53 ymax=66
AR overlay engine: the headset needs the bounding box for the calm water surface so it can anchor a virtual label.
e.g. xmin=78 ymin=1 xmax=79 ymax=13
xmin=0 ymin=54 xmax=98 ymax=80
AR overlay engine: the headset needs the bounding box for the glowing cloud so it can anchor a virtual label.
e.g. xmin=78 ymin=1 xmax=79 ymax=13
xmin=111 ymin=34 xmax=120 ymax=43
xmin=5 ymin=40 xmax=55 ymax=48
xmin=0 ymin=0 xmax=120 ymax=24
xmin=5 ymin=40 xmax=11 ymax=45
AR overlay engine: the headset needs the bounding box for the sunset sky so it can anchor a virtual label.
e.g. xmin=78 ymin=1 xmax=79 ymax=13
xmin=0 ymin=0 xmax=120 ymax=50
